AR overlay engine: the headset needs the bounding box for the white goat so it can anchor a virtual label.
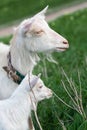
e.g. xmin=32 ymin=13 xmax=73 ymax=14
xmin=0 ymin=6 xmax=69 ymax=100
xmin=0 ymin=74 xmax=52 ymax=130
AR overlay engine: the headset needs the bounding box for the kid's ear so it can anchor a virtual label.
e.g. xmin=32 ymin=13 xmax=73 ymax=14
xmin=30 ymin=76 xmax=39 ymax=89
xmin=29 ymin=73 xmax=41 ymax=89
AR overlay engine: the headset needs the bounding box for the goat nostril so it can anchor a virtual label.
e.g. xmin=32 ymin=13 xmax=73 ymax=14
xmin=63 ymin=41 xmax=68 ymax=44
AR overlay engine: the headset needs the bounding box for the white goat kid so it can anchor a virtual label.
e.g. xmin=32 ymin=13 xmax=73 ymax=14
xmin=0 ymin=74 xmax=52 ymax=130
xmin=0 ymin=6 xmax=69 ymax=100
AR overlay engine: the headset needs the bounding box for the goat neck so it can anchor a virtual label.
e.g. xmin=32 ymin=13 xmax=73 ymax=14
xmin=10 ymin=38 xmax=40 ymax=76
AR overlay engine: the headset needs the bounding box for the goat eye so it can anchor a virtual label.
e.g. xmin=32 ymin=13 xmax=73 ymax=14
xmin=39 ymin=85 xmax=43 ymax=88
xmin=35 ymin=30 xmax=44 ymax=35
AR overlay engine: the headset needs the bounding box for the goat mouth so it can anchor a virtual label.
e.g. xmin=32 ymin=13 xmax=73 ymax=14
xmin=46 ymin=94 xmax=53 ymax=99
xmin=56 ymin=47 xmax=68 ymax=51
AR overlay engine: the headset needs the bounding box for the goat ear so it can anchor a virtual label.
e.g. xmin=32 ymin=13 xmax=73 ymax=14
xmin=36 ymin=5 xmax=48 ymax=19
xmin=23 ymin=22 xmax=32 ymax=34
xmin=30 ymin=76 xmax=39 ymax=89
xmin=23 ymin=19 xmax=35 ymax=34
xmin=30 ymin=73 xmax=41 ymax=89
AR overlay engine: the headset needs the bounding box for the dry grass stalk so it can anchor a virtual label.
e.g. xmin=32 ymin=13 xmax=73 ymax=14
xmin=53 ymin=68 xmax=86 ymax=120
xmin=61 ymin=68 xmax=86 ymax=120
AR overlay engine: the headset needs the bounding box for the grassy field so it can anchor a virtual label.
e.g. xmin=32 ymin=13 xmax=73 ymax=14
xmin=33 ymin=9 xmax=87 ymax=130
xmin=0 ymin=0 xmax=86 ymax=25
xmin=34 ymin=9 xmax=87 ymax=130
xmin=0 ymin=8 xmax=87 ymax=130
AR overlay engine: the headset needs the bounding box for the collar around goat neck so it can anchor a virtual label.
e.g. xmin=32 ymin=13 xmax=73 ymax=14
xmin=3 ymin=52 xmax=25 ymax=84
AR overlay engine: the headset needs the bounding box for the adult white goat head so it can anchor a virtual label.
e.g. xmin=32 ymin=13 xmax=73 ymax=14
xmin=11 ymin=6 xmax=69 ymax=53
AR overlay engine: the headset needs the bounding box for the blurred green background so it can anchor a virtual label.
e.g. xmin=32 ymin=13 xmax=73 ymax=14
xmin=0 ymin=0 xmax=86 ymax=25
xmin=0 ymin=0 xmax=87 ymax=130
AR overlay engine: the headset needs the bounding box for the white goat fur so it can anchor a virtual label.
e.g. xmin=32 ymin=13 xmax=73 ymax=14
xmin=0 ymin=74 xmax=52 ymax=130
xmin=0 ymin=6 xmax=69 ymax=100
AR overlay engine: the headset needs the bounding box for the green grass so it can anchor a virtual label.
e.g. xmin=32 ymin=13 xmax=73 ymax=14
xmin=32 ymin=9 xmax=87 ymax=130
xmin=0 ymin=35 xmax=12 ymax=44
xmin=0 ymin=0 xmax=86 ymax=25
xmin=0 ymin=8 xmax=87 ymax=130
